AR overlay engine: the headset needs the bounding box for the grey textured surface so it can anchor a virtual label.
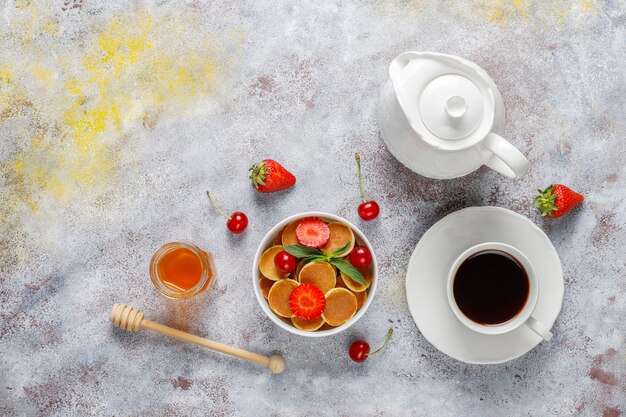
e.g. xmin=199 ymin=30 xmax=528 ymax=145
xmin=1 ymin=1 xmax=625 ymax=416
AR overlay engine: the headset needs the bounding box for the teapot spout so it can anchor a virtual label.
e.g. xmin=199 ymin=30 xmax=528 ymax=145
xmin=389 ymin=51 xmax=424 ymax=84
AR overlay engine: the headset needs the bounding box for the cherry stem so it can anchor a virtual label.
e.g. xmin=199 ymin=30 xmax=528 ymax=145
xmin=206 ymin=191 xmax=231 ymax=221
xmin=367 ymin=328 xmax=393 ymax=357
xmin=355 ymin=152 xmax=367 ymax=203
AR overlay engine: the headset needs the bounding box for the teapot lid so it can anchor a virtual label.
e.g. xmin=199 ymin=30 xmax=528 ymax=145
xmin=418 ymin=74 xmax=484 ymax=141
xmin=389 ymin=52 xmax=498 ymax=148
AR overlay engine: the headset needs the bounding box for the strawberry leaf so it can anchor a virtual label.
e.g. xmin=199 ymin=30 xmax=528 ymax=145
xmin=330 ymin=258 xmax=366 ymax=286
xmin=283 ymin=244 xmax=323 ymax=259
xmin=533 ymin=185 xmax=558 ymax=217
xmin=249 ymin=162 xmax=270 ymax=188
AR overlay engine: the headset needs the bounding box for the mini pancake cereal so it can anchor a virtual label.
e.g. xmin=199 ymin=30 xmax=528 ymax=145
xmin=258 ymin=216 xmax=374 ymax=332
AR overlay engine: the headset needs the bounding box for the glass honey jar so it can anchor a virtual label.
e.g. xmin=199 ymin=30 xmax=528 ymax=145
xmin=149 ymin=242 xmax=216 ymax=299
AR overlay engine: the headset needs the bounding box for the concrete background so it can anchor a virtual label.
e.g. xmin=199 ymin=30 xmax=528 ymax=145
xmin=0 ymin=1 xmax=624 ymax=416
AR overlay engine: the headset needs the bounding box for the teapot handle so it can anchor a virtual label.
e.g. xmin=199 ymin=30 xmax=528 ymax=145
xmin=482 ymin=133 xmax=530 ymax=179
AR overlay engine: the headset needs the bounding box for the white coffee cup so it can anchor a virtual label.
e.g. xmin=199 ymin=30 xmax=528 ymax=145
xmin=447 ymin=242 xmax=553 ymax=341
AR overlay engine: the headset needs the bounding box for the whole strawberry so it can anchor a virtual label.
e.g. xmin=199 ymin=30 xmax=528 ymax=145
xmin=249 ymin=159 xmax=296 ymax=193
xmin=534 ymin=184 xmax=584 ymax=218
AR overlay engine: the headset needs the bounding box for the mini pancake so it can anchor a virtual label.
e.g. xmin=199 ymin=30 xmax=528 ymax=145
xmin=259 ymin=245 xmax=290 ymax=281
xmin=294 ymin=261 xmax=305 ymax=279
xmin=272 ymin=228 xmax=285 ymax=246
xmin=336 ymin=275 xmax=366 ymax=307
xmin=298 ymin=262 xmax=336 ymax=294
xmin=335 ymin=273 xmax=348 ymax=288
xmin=354 ymin=289 xmax=367 ymax=309
xmin=281 ymin=220 xmax=300 ymax=247
xmin=322 ymin=288 xmax=357 ymax=327
xmin=320 ymin=222 xmax=355 ymax=257
xmin=340 ymin=268 xmax=373 ymax=292
xmin=259 ymin=275 xmax=274 ymax=299
xmin=291 ymin=315 xmax=325 ymax=331
xmin=267 ymin=279 xmax=298 ymax=318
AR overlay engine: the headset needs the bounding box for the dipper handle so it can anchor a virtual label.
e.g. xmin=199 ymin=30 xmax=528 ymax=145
xmin=110 ymin=304 xmax=285 ymax=374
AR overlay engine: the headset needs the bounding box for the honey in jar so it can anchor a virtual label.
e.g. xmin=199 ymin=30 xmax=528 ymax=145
xmin=150 ymin=242 xmax=216 ymax=299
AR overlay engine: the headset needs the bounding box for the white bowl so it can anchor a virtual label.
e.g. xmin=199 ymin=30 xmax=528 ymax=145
xmin=252 ymin=212 xmax=378 ymax=337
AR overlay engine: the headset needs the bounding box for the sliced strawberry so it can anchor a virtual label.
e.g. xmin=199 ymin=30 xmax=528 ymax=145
xmin=289 ymin=283 xmax=326 ymax=320
xmin=295 ymin=217 xmax=330 ymax=248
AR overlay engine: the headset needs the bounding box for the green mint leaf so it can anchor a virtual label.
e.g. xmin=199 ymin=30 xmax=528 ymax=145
xmin=329 ymin=242 xmax=351 ymax=258
xmin=330 ymin=258 xmax=366 ymax=286
xmin=306 ymin=255 xmax=329 ymax=263
xmin=283 ymin=244 xmax=323 ymax=259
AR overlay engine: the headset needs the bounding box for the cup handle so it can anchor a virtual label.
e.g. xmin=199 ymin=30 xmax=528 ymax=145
xmin=524 ymin=316 xmax=553 ymax=341
xmin=482 ymin=133 xmax=530 ymax=179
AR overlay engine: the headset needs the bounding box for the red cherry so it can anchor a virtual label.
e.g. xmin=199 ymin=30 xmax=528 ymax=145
xmin=227 ymin=212 xmax=248 ymax=234
xmin=274 ymin=250 xmax=296 ymax=273
xmin=355 ymin=153 xmax=379 ymax=221
xmin=350 ymin=246 xmax=372 ymax=268
xmin=349 ymin=340 xmax=370 ymax=362
xmin=358 ymin=201 xmax=380 ymax=221
xmin=207 ymin=192 xmax=248 ymax=234
xmin=348 ymin=328 xmax=393 ymax=363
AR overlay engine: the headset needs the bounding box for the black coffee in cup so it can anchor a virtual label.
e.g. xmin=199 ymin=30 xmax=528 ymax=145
xmin=453 ymin=250 xmax=529 ymax=325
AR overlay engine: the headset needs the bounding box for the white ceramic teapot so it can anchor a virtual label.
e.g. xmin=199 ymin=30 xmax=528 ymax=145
xmin=379 ymin=52 xmax=530 ymax=179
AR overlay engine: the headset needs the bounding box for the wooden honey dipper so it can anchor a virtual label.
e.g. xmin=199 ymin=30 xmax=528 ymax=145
xmin=110 ymin=304 xmax=286 ymax=374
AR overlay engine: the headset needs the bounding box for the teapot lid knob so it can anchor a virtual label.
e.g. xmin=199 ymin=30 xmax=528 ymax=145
xmin=445 ymin=96 xmax=468 ymax=119
xmin=419 ymin=74 xmax=486 ymax=140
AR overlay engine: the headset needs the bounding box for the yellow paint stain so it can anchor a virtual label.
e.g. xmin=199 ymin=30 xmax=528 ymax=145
xmin=579 ymin=0 xmax=600 ymax=14
xmin=12 ymin=135 xmax=69 ymax=208
xmin=479 ymin=0 xmax=532 ymax=22
xmin=32 ymin=65 xmax=56 ymax=86
xmin=13 ymin=155 xmax=66 ymax=203
xmin=555 ymin=7 xmax=570 ymax=26
xmin=63 ymin=104 xmax=114 ymax=153
xmin=0 ymin=66 xmax=20 ymax=118
xmin=82 ymin=16 xmax=154 ymax=93
xmin=3 ymin=9 xmax=240 ymax=213
xmin=0 ymin=66 xmax=13 ymax=83
xmin=14 ymin=0 xmax=31 ymax=8
xmin=480 ymin=0 xmax=532 ymax=22
xmin=9 ymin=130 xmax=117 ymax=208
xmin=477 ymin=0 xmax=602 ymax=24
xmin=9 ymin=2 xmax=59 ymax=44
xmin=227 ymin=29 xmax=246 ymax=42
xmin=65 ymin=78 xmax=83 ymax=96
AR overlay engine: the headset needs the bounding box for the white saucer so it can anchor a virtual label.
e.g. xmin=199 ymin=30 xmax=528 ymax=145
xmin=406 ymin=207 xmax=564 ymax=364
